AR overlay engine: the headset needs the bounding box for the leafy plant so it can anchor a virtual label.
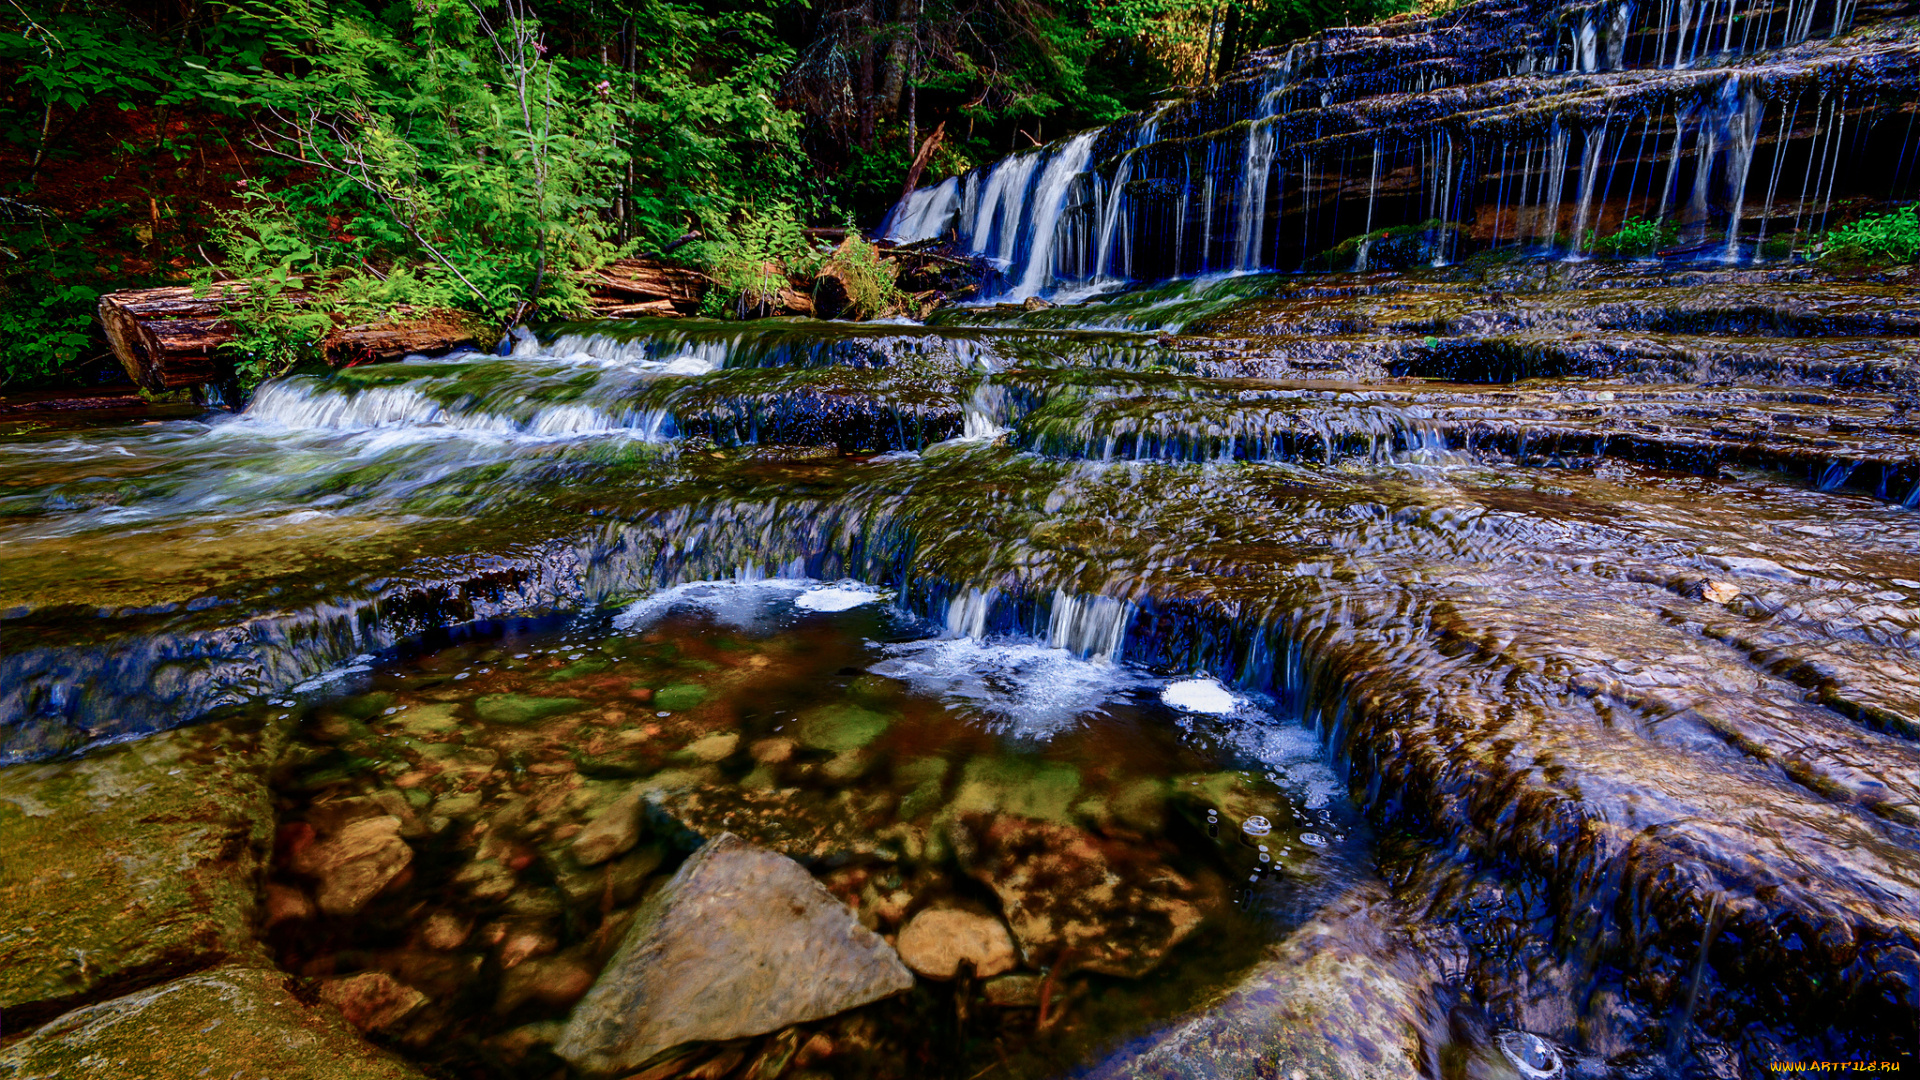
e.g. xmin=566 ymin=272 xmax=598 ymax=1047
xmin=696 ymin=204 xmax=817 ymax=318
xmin=1819 ymin=205 xmax=1920 ymax=266
xmin=1588 ymin=216 xmax=1677 ymax=258
xmin=815 ymin=232 xmax=905 ymax=320
xmin=201 ymin=0 xmax=626 ymax=324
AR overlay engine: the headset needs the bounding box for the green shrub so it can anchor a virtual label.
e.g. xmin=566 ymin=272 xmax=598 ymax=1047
xmin=695 ymin=204 xmax=818 ymax=319
xmin=1587 ymin=216 xmax=1677 ymax=258
xmin=1819 ymin=205 xmax=1920 ymax=266
xmin=815 ymin=233 xmax=904 ymax=320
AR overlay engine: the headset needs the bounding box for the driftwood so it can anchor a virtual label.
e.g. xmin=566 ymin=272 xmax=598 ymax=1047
xmin=98 ymin=285 xmax=485 ymax=392
xmin=587 ymin=257 xmax=709 ymax=316
xmin=901 ymin=121 xmax=947 ymax=199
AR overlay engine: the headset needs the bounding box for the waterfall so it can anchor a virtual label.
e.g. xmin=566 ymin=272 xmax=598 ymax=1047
xmin=878 ymin=0 xmax=1909 ymax=296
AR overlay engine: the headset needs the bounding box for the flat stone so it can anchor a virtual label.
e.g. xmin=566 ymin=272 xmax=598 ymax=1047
xmin=571 ymin=786 xmax=647 ymax=867
xmin=0 ymin=964 xmax=427 ymax=1079
xmin=555 ymin=832 xmax=913 ymax=1074
xmin=0 ymin=717 xmax=279 ymax=1025
xmin=895 ymin=908 xmax=1017 ymax=980
xmin=288 ymin=815 xmax=413 ymax=916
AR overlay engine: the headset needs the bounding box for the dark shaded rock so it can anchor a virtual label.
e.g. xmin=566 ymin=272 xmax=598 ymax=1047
xmin=0 ymin=964 xmax=427 ymax=1079
xmin=1089 ymin=884 xmax=1441 ymax=1080
xmin=956 ymin=815 xmax=1210 ymax=977
xmin=554 ymin=832 xmax=912 ymax=1074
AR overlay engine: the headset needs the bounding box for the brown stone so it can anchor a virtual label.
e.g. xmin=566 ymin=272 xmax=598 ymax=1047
xmin=554 ymin=833 xmax=913 ymax=1073
xmin=289 ymin=815 xmax=414 ymax=916
xmin=319 ymin=971 xmax=430 ymax=1035
xmin=895 ymin=908 xmax=1018 ymax=980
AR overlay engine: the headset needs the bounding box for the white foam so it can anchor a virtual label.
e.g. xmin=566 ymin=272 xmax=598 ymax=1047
xmin=1162 ymin=677 xmax=1237 ymax=714
xmin=612 ymin=579 xmax=813 ymax=632
xmin=870 ymin=636 xmax=1144 ymax=738
xmin=794 ymin=584 xmax=885 ymax=612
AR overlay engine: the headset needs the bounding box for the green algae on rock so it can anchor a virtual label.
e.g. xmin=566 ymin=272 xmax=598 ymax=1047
xmin=0 ymin=715 xmax=282 ymax=1026
xmin=0 ymin=965 xmax=428 ymax=1080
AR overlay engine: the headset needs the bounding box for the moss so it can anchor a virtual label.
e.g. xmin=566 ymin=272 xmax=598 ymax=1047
xmin=473 ymin=694 xmax=586 ymax=725
xmin=0 ymin=965 xmax=427 ymax=1079
xmin=794 ymin=703 xmax=893 ymax=753
xmin=949 ymin=757 xmax=1082 ymax=824
xmin=0 ymin=716 xmax=283 ymax=1024
xmin=652 ymin=684 xmax=710 ymax=712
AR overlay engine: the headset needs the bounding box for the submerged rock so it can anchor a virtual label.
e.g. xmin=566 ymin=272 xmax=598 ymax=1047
xmin=288 ymin=814 xmax=414 ymax=916
xmin=554 ymin=832 xmax=913 ymax=1074
xmin=319 ymin=971 xmax=429 ymax=1036
xmin=895 ymin=908 xmax=1018 ymax=980
xmin=1090 ymin=884 xmax=1440 ymax=1080
xmin=0 ymin=964 xmax=427 ymax=1080
xmin=569 ymin=785 xmax=647 ymax=866
xmin=0 ymin=717 xmax=278 ymax=1025
xmin=957 ymin=815 xmax=1209 ymax=977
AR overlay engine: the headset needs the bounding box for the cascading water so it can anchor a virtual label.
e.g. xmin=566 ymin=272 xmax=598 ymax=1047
xmin=8 ymin=0 xmax=1920 ymax=1073
xmin=883 ymin=0 xmax=1917 ymax=297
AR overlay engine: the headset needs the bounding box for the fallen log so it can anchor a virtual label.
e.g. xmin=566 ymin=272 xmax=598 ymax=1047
xmin=98 ymin=286 xmax=488 ymax=392
xmin=587 ymin=257 xmax=708 ymax=315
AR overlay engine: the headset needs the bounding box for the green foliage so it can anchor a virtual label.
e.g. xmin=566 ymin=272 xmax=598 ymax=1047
xmin=198 ymin=0 xmax=625 ymax=324
xmin=695 ymin=204 xmax=819 ymax=318
xmin=0 ymin=205 xmax=125 ymax=388
xmin=617 ymin=0 xmax=809 ymax=248
xmin=1588 ymin=216 xmax=1677 ymax=258
xmin=817 ymin=233 xmax=905 ymax=320
xmin=1819 ymin=205 xmax=1920 ymax=266
xmin=1311 ymin=219 xmax=1451 ymax=272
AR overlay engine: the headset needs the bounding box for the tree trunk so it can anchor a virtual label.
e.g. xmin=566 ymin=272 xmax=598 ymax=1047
xmin=587 ymin=257 xmax=710 ymax=314
xmin=1216 ymin=1 xmax=1243 ymax=81
xmin=98 ymin=286 xmax=487 ymax=392
xmin=902 ymin=121 xmax=947 ymax=198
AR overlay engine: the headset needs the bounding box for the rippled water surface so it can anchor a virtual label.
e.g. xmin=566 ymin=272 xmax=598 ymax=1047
xmin=6 ymin=266 xmax=1920 ymax=1077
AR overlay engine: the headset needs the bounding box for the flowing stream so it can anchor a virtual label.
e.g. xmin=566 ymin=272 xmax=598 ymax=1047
xmin=5 ymin=0 xmax=1920 ymax=1074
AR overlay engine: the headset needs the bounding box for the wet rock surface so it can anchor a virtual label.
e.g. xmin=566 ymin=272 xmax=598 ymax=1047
xmin=0 ymin=715 xmax=279 ymax=1026
xmin=0 ymin=965 xmax=427 ymax=1080
xmin=555 ymin=832 xmax=914 ymax=1073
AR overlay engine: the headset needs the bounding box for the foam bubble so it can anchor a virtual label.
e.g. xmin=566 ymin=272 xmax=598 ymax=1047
xmin=794 ymin=584 xmax=885 ymax=612
xmin=1162 ymin=677 xmax=1237 ymax=714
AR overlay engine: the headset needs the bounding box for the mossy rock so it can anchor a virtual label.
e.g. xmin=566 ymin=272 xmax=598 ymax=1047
xmin=651 ymin=684 xmax=709 ymax=713
xmin=392 ymin=703 xmax=462 ymax=736
xmin=474 ymin=694 xmax=585 ymax=725
xmin=0 ymin=964 xmax=427 ymax=1079
xmin=793 ymin=703 xmax=893 ymax=754
xmin=0 ymin=717 xmax=283 ymax=1025
xmin=949 ymin=756 xmax=1082 ymax=824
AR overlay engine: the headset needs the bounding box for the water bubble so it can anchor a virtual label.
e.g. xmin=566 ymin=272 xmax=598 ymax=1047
xmin=454 ymin=672 xmax=471 ymax=681
xmin=657 ymin=711 xmax=671 ymax=718
xmin=1242 ymin=815 xmax=1273 ymax=836
xmin=1496 ymin=1031 xmax=1563 ymax=1079
xmin=1300 ymin=832 xmax=1326 ymax=847
xmin=1259 ymin=853 xmax=1271 ymax=862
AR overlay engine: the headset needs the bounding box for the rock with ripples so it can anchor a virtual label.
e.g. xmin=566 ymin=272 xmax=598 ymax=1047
xmin=1090 ymin=884 xmax=1438 ymax=1080
xmin=554 ymin=832 xmax=913 ymax=1074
